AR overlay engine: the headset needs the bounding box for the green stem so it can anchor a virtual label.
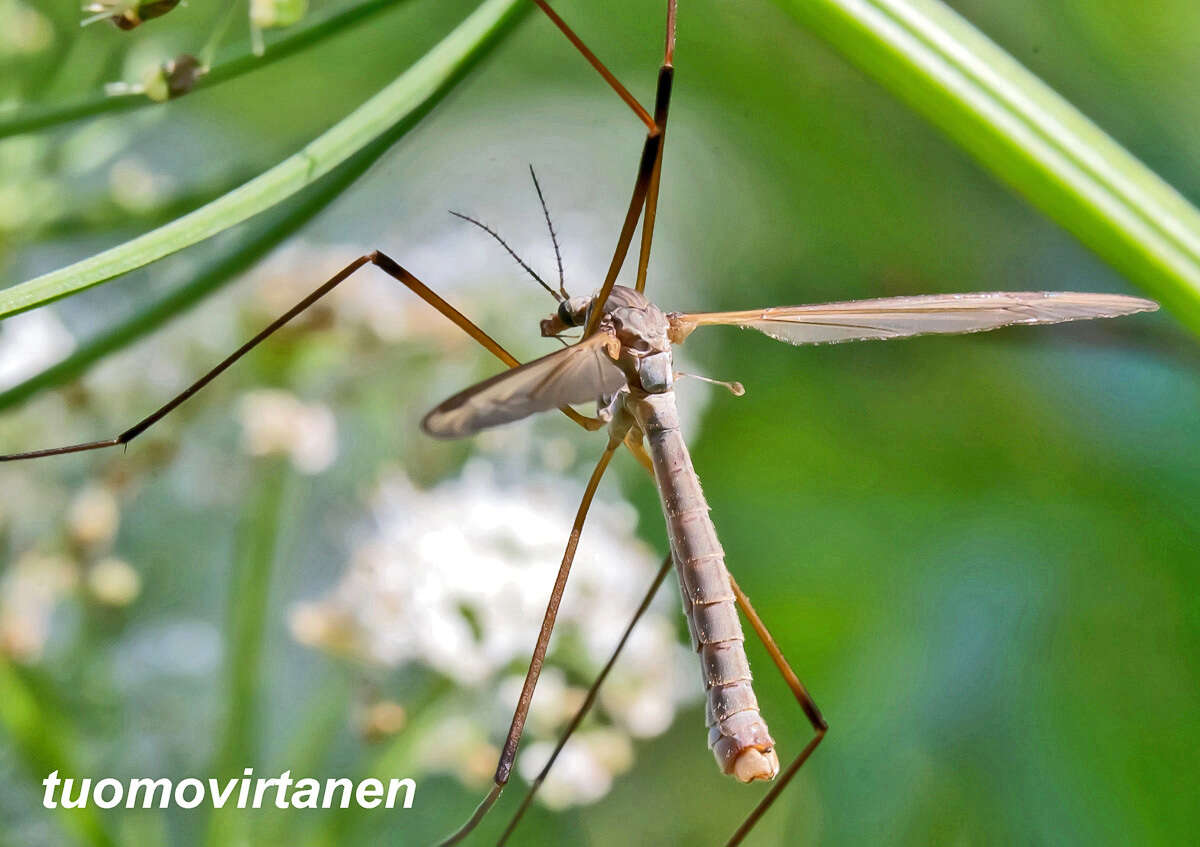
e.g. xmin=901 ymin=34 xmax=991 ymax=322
xmin=0 ymin=0 xmax=527 ymax=319
xmin=253 ymin=675 xmax=353 ymax=844
xmin=775 ymin=0 xmax=1200 ymax=335
xmin=206 ymin=460 xmax=290 ymax=847
xmin=0 ymin=0 xmax=409 ymax=140
xmin=200 ymin=0 xmax=244 ymax=70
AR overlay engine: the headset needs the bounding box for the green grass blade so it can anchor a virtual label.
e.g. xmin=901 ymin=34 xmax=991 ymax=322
xmin=0 ymin=0 xmax=409 ymax=140
xmin=775 ymin=0 xmax=1200 ymax=335
xmin=14 ymin=167 xmax=258 ymax=245
xmin=0 ymin=0 xmax=526 ymax=321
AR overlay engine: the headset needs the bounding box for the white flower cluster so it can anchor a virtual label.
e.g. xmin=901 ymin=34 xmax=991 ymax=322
xmin=237 ymin=389 xmax=338 ymax=475
xmin=291 ymin=459 xmax=698 ymax=808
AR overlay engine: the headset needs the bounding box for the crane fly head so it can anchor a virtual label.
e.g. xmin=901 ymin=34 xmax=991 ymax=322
xmin=540 ymin=295 xmax=592 ymax=337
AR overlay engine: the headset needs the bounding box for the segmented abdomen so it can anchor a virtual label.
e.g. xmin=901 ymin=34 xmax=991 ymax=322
xmin=625 ymin=391 xmax=778 ymax=781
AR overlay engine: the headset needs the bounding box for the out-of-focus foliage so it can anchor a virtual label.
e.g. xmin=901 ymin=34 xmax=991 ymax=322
xmin=0 ymin=1 xmax=1196 ymax=845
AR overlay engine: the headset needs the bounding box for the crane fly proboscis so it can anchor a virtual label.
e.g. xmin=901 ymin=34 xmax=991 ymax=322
xmin=0 ymin=1 xmax=1160 ymax=844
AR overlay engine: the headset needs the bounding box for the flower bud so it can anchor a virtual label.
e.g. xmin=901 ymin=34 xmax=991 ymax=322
xmin=87 ymin=557 xmax=142 ymax=607
xmin=83 ymin=0 xmax=181 ymax=30
xmin=67 ymin=484 xmax=120 ymax=549
xmin=360 ymin=700 xmax=407 ymax=742
xmin=142 ymin=53 xmax=205 ymax=102
xmin=250 ymin=0 xmax=307 ymax=30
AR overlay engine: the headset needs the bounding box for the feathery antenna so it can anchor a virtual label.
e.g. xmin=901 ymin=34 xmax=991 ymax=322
xmin=528 ymin=165 xmax=568 ymax=299
xmin=449 ymin=210 xmax=562 ymax=302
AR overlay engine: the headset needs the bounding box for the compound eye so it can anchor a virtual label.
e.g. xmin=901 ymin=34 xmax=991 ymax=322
xmin=557 ymin=299 xmax=578 ymax=327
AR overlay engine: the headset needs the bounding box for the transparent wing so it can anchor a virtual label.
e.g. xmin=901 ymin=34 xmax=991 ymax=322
xmin=422 ymin=333 xmax=627 ymax=439
xmin=670 ymin=291 xmax=1158 ymax=346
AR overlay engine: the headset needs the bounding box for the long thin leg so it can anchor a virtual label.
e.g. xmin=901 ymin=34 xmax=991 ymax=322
xmin=369 ymin=257 xmax=596 ymax=434
xmin=437 ymin=435 xmax=623 ymax=846
xmin=497 ymin=551 xmax=674 ymax=845
xmin=531 ymin=0 xmax=656 ymax=133
xmin=0 ymin=251 xmax=602 ymax=462
xmin=530 ymin=1 xmax=677 ymax=335
xmin=583 ymin=131 xmax=661 ymax=338
xmin=725 ymin=573 xmax=828 ymax=847
xmin=635 ymin=31 xmax=676 ymax=294
xmin=586 ymin=1 xmax=677 ymax=334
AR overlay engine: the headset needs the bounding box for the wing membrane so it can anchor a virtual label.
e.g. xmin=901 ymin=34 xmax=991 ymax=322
xmin=422 ymin=333 xmax=626 ymax=439
xmin=671 ymin=292 xmax=1157 ymax=346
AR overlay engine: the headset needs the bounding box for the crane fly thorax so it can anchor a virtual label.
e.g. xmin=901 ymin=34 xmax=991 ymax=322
xmin=601 ymin=289 xmax=670 ymax=352
xmin=593 ymin=287 xmax=673 ymax=395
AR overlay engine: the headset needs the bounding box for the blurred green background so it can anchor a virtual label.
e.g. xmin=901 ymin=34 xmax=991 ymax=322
xmin=0 ymin=0 xmax=1197 ymax=844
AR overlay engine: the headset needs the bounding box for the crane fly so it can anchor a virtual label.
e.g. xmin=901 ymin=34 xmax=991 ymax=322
xmin=0 ymin=1 xmax=1160 ymax=844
